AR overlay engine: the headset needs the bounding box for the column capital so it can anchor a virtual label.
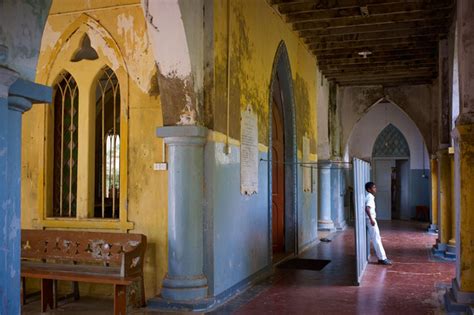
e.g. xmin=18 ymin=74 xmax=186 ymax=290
xmin=0 ymin=67 xmax=19 ymax=99
xmin=8 ymin=96 xmax=32 ymax=113
xmin=156 ymin=125 xmax=208 ymax=145
xmin=437 ymin=147 xmax=450 ymax=157
xmin=452 ymin=124 xmax=474 ymax=143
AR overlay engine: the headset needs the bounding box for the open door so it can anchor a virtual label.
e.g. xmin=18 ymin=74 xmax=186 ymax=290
xmin=353 ymin=158 xmax=371 ymax=285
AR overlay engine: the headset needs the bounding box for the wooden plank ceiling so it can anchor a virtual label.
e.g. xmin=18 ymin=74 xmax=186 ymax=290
xmin=270 ymin=0 xmax=454 ymax=86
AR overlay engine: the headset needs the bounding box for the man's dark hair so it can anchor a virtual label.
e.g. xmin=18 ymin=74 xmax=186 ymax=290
xmin=365 ymin=182 xmax=375 ymax=192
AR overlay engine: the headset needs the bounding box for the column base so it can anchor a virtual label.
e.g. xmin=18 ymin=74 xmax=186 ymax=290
xmin=334 ymin=220 xmax=347 ymax=231
xmin=444 ymin=278 xmax=474 ymax=313
xmin=318 ymin=220 xmax=335 ymax=231
xmin=161 ymin=274 xmax=208 ymax=301
xmin=427 ymin=224 xmax=438 ymax=233
xmin=445 ymin=243 xmax=456 ymax=259
xmin=432 ymin=242 xmax=447 ymax=256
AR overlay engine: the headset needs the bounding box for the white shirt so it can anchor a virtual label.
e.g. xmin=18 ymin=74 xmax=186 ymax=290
xmin=365 ymin=192 xmax=376 ymax=219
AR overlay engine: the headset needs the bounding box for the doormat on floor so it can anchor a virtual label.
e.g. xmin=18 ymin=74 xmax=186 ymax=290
xmin=277 ymin=258 xmax=330 ymax=271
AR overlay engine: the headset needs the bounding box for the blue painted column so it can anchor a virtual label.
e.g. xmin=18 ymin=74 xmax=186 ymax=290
xmin=331 ymin=163 xmax=347 ymax=230
xmin=0 ymin=67 xmax=51 ymax=313
xmin=318 ymin=161 xmax=335 ymax=231
xmin=156 ymin=126 xmax=208 ymax=301
xmin=0 ymin=68 xmax=20 ymax=315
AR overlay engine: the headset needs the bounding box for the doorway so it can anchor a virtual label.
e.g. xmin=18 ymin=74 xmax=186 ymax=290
xmin=372 ymin=124 xmax=411 ymax=220
xmin=374 ymin=159 xmax=409 ymax=220
xmin=272 ymin=75 xmax=285 ymax=254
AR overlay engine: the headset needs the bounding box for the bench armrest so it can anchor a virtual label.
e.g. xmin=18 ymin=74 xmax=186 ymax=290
xmin=121 ymin=241 xmax=146 ymax=278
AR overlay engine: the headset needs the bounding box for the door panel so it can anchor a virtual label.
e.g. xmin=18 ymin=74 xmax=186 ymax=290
xmin=374 ymin=160 xmax=392 ymax=220
xmin=272 ymin=97 xmax=285 ymax=253
xmin=353 ymin=158 xmax=370 ymax=285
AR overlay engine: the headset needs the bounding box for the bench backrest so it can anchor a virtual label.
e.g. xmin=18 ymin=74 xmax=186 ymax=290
xmin=21 ymin=229 xmax=146 ymax=269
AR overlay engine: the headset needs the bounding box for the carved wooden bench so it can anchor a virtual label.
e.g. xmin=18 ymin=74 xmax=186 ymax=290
xmin=21 ymin=229 xmax=147 ymax=315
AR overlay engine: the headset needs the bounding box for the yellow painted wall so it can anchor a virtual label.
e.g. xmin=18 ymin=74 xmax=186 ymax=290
xmin=213 ymin=0 xmax=318 ymax=153
xmin=21 ymin=0 xmax=168 ymax=299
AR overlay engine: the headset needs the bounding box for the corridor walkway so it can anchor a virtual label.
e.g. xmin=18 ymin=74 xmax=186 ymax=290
xmin=214 ymin=221 xmax=455 ymax=314
xmin=22 ymin=221 xmax=454 ymax=314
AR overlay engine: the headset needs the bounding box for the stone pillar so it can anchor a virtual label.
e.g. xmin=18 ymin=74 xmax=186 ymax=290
xmin=429 ymin=156 xmax=439 ymax=232
xmin=445 ymin=0 xmax=474 ymax=310
xmin=318 ymin=162 xmax=335 ymax=231
xmin=331 ymin=163 xmax=346 ymax=230
xmin=156 ymin=126 xmax=208 ymax=301
xmin=0 ymin=67 xmax=20 ymax=315
xmin=0 ymin=67 xmax=51 ymax=313
xmin=446 ymin=149 xmax=456 ymax=258
xmin=433 ymin=148 xmax=451 ymax=255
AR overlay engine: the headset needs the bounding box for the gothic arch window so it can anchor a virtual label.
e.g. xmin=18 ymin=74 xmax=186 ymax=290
xmin=94 ymin=67 xmax=120 ymax=219
xmin=52 ymin=72 xmax=79 ymax=217
xmin=372 ymin=124 xmax=410 ymax=157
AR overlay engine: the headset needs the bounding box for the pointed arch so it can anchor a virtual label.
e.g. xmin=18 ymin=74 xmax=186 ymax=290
xmin=268 ymin=41 xmax=298 ymax=256
xmin=37 ymin=13 xmax=128 ymax=86
xmin=345 ymin=100 xmax=428 ymax=169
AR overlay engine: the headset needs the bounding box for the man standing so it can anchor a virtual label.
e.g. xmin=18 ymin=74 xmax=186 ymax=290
xmin=365 ymin=182 xmax=392 ymax=265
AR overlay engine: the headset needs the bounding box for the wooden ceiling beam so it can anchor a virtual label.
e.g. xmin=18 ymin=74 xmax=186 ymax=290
xmin=316 ymin=48 xmax=437 ymax=60
xmin=304 ymin=26 xmax=447 ymax=44
xmin=309 ymin=35 xmax=438 ymax=51
xmin=337 ymin=79 xmax=433 ymax=86
xmin=318 ymin=54 xmax=436 ymax=66
xmin=299 ymin=18 xmax=449 ymax=38
xmin=325 ymin=70 xmax=436 ymax=80
xmin=272 ymin=0 xmax=451 ymax=15
xmin=322 ymin=66 xmax=436 ymax=76
xmin=330 ymin=73 xmax=437 ymax=84
xmin=312 ymin=41 xmax=437 ymax=55
xmin=292 ymin=9 xmax=451 ymax=31
xmin=319 ymin=60 xmax=437 ymax=72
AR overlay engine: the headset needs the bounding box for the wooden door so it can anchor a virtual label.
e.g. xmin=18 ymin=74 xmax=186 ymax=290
xmin=272 ymin=94 xmax=285 ymax=253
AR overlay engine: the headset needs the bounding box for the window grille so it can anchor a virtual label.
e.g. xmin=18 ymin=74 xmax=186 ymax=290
xmin=94 ymin=68 xmax=120 ymax=219
xmin=52 ymin=72 xmax=79 ymax=217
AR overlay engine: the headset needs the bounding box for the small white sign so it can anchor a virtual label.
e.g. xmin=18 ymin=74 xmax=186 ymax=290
xmin=153 ymin=162 xmax=168 ymax=171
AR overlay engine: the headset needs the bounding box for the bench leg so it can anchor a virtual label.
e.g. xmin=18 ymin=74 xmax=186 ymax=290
xmin=114 ymin=284 xmax=126 ymax=315
xmin=41 ymin=279 xmax=54 ymax=312
xmin=141 ymin=277 xmax=146 ymax=306
xmin=72 ymin=281 xmax=80 ymax=300
xmin=21 ymin=277 xmax=25 ymax=305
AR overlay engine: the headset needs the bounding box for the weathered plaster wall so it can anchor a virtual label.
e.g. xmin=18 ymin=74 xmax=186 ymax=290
xmin=317 ymin=71 xmax=330 ymax=160
xmin=339 ymin=84 xmax=435 ymax=155
xmin=205 ymin=0 xmax=319 ymax=297
xmin=141 ymin=0 xmax=211 ymax=126
xmin=21 ymin=0 xmax=167 ymax=298
xmin=213 ymin=0 xmax=318 ymax=151
xmin=0 ymin=0 xmax=51 ymax=81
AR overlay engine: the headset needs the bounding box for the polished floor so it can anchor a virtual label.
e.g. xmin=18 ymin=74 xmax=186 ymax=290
xmin=22 ymin=221 xmax=455 ymax=314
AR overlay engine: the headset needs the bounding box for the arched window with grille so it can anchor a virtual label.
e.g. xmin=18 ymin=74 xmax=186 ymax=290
xmin=52 ymin=72 xmax=79 ymax=217
xmin=94 ymin=67 xmax=121 ymax=219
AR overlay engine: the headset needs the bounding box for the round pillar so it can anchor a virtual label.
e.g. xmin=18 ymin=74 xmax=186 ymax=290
xmin=156 ymin=126 xmax=208 ymax=301
xmin=318 ymin=162 xmax=334 ymax=231
xmin=429 ymin=157 xmax=438 ymax=232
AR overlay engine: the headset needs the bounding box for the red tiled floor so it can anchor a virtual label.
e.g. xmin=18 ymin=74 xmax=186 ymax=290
xmin=233 ymin=220 xmax=454 ymax=315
